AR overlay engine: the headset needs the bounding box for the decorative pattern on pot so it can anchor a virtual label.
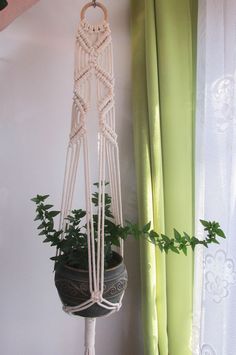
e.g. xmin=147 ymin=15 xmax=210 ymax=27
xmin=55 ymin=252 xmax=128 ymax=318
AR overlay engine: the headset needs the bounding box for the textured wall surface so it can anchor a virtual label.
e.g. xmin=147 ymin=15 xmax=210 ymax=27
xmin=0 ymin=1 xmax=142 ymax=354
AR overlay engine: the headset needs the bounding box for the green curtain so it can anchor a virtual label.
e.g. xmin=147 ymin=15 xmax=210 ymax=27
xmin=131 ymin=1 xmax=198 ymax=354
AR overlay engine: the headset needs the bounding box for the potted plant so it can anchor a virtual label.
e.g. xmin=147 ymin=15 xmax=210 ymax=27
xmin=32 ymin=183 xmax=226 ymax=317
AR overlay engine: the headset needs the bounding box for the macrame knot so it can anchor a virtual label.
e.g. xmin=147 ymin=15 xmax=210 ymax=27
xmin=91 ymin=291 xmax=102 ymax=303
xmin=70 ymin=125 xmax=86 ymax=143
xmin=89 ymin=49 xmax=98 ymax=67
xmin=73 ymin=92 xmax=89 ymax=114
xmin=77 ymin=30 xmax=90 ymax=51
xmin=99 ymin=122 xmax=117 ymax=145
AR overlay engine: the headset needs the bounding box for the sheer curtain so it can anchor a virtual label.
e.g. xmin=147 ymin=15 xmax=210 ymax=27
xmin=194 ymin=0 xmax=236 ymax=354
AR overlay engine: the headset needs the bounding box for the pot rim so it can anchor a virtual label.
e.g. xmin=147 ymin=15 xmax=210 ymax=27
xmin=57 ymin=251 xmax=124 ymax=274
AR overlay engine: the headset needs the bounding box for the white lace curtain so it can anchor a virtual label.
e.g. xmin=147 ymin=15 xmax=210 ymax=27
xmin=193 ymin=0 xmax=236 ymax=354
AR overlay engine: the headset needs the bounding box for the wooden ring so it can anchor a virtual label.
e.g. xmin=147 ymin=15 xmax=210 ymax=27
xmin=80 ymin=2 xmax=108 ymax=22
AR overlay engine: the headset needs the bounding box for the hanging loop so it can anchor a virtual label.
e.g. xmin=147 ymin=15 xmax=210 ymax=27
xmin=80 ymin=2 xmax=108 ymax=22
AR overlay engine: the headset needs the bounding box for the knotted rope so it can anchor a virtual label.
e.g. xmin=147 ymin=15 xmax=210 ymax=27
xmin=58 ymin=13 xmax=124 ymax=317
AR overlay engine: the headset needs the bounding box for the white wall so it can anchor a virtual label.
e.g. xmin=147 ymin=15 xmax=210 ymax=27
xmin=0 ymin=1 xmax=143 ymax=354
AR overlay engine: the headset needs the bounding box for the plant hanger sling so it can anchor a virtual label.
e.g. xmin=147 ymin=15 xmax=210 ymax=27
xmin=57 ymin=2 xmax=125 ymax=354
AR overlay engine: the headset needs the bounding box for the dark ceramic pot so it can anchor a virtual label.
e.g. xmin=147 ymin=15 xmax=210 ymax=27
xmin=54 ymin=252 xmax=128 ymax=318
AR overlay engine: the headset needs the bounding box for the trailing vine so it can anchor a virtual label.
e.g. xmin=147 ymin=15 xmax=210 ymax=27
xmin=32 ymin=185 xmax=226 ymax=270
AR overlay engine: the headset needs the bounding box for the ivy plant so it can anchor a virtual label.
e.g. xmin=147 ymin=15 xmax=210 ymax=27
xmin=32 ymin=184 xmax=226 ymax=270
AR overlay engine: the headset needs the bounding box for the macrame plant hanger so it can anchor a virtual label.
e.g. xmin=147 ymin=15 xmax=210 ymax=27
xmin=58 ymin=2 xmax=124 ymax=354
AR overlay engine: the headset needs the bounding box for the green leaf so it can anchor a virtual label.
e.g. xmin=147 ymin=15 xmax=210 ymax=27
xmin=184 ymin=232 xmax=191 ymax=242
xmin=174 ymin=229 xmax=182 ymax=242
xmin=143 ymin=222 xmax=151 ymax=233
xmin=48 ymin=211 xmax=60 ymax=218
xmin=212 ymin=221 xmax=220 ymax=229
xmin=34 ymin=214 xmax=42 ymax=221
xmin=190 ymin=243 xmax=196 ymax=251
xmin=111 ymin=236 xmax=120 ymax=247
xmin=150 ymin=230 xmax=159 ymax=240
xmin=215 ymin=228 xmax=226 ymax=238
xmin=202 ymin=240 xmax=208 ymax=248
xmin=148 ymin=230 xmax=158 ymax=245
xmin=38 ymin=230 xmax=47 ymax=236
xmin=164 ymin=245 xmax=169 ymax=253
xmin=170 ymin=244 xmax=180 ymax=254
xmin=43 ymin=204 xmax=54 ymax=210
xmin=37 ymin=223 xmax=45 ymax=230
xmin=33 ymin=194 xmax=50 ymax=203
xmin=93 ymin=182 xmax=109 ymax=188
xmin=161 ymin=234 xmax=170 ymax=243
xmin=212 ymin=239 xmax=220 ymax=244
xmin=31 ymin=197 xmax=39 ymax=203
xmin=41 ymin=194 xmax=50 ymax=201
xmin=50 ymin=256 xmax=58 ymax=261
xmin=50 ymin=240 xmax=59 ymax=246
xmin=200 ymin=219 xmax=209 ymax=228
xmin=190 ymin=237 xmax=199 ymax=249
xmin=182 ymin=245 xmax=187 ymax=256
xmin=92 ymin=198 xmax=98 ymax=205
xmin=54 ymin=230 xmax=63 ymax=238
xmin=43 ymin=237 xmax=53 ymax=243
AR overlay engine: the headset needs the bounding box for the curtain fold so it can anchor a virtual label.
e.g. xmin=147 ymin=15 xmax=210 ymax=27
xmin=131 ymin=1 xmax=198 ymax=354
xmin=131 ymin=1 xmax=166 ymax=353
